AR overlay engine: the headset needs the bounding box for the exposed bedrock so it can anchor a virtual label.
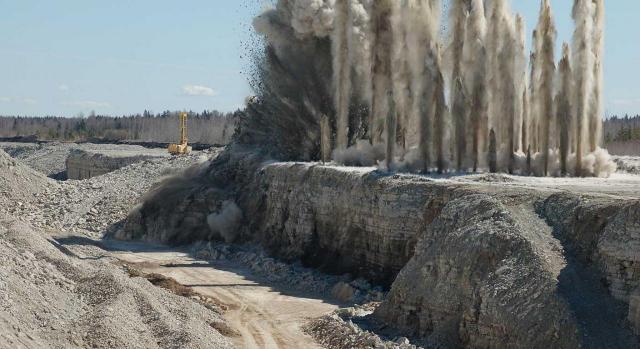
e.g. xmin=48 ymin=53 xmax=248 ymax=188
xmin=375 ymin=193 xmax=637 ymax=348
xmin=121 ymin=150 xmax=639 ymax=347
xmin=537 ymin=194 xmax=640 ymax=336
xmin=66 ymin=148 xmax=168 ymax=180
xmin=374 ymin=194 xmax=577 ymax=347
xmin=122 ymin=150 xmax=455 ymax=285
xmin=248 ymin=164 xmax=458 ymax=285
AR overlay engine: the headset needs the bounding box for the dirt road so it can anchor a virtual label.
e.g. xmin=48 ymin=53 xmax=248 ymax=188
xmin=102 ymin=240 xmax=337 ymax=349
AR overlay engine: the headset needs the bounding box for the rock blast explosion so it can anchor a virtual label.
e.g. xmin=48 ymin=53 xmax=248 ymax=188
xmin=245 ymin=0 xmax=615 ymax=177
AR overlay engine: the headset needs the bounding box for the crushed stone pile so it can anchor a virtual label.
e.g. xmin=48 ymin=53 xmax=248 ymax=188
xmin=0 ymin=142 xmax=76 ymax=178
xmin=305 ymin=304 xmax=423 ymax=349
xmin=7 ymin=148 xmax=219 ymax=239
xmin=0 ymin=220 xmax=233 ymax=349
xmin=0 ymin=145 xmax=235 ymax=348
xmin=0 ymin=142 xmax=174 ymax=179
xmin=0 ymin=149 xmax=53 ymax=209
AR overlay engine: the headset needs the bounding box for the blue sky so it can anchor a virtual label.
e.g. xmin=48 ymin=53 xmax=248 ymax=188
xmin=1 ymin=1 xmax=639 ymax=117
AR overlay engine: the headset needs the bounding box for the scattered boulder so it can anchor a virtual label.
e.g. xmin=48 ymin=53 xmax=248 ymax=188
xmin=332 ymin=282 xmax=356 ymax=302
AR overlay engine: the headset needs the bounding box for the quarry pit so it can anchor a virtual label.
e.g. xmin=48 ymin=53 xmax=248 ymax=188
xmin=3 ymin=0 xmax=638 ymax=348
xmin=1 ymin=142 xmax=639 ymax=348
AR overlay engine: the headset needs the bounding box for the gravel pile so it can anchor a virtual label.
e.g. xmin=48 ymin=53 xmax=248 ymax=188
xmin=0 ymin=142 xmax=173 ymax=179
xmin=0 ymin=146 xmax=235 ymax=348
xmin=0 ymin=149 xmax=53 ymax=210
xmin=0 ymin=142 xmax=77 ymax=178
xmin=304 ymin=304 xmax=424 ymax=349
xmin=0 ymin=142 xmax=81 ymax=179
xmin=7 ymin=148 xmax=218 ymax=239
xmin=0 ymin=220 xmax=233 ymax=349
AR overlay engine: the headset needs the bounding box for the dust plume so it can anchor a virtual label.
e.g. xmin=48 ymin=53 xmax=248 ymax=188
xmin=240 ymin=0 xmax=615 ymax=177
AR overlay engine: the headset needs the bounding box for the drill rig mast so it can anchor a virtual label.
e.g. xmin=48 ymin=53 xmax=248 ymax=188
xmin=168 ymin=112 xmax=192 ymax=155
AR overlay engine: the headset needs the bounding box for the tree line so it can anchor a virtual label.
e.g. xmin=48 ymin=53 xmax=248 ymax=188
xmin=604 ymin=115 xmax=640 ymax=143
xmin=0 ymin=110 xmax=238 ymax=145
xmin=603 ymin=115 xmax=640 ymax=156
xmin=0 ymin=110 xmax=636 ymax=151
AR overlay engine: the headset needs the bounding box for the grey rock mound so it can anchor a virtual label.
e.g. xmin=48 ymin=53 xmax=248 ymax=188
xmin=0 ymin=149 xmax=51 ymax=207
xmin=65 ymin=147 xmax=168 ymax=180
xmin=375 ymin=194 xmax=581 ymax=348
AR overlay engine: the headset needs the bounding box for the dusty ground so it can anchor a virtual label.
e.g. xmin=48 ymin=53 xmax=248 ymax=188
xmin=101 ymin=240 xmax=336 ymax=349
xmin=0 ymin=143 xmax=342 ymax=349
xmin=0 ymin=221 xmax=234 ymax=349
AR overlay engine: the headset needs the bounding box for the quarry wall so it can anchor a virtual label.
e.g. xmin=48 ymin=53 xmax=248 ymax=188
xmin=247 ymin=164 xmax=456 ymax=285
xmin=66 ymin=148 xmax=166 ymax=180
xmin=122 ymin=152 xmax=640 ymax=347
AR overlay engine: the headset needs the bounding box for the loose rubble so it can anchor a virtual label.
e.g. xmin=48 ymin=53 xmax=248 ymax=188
xmin=65 ymin=147 xmax=168 ymax=180
xmin=0 ymin=142 xmax=170 ymax=179
xmin=614 ymin=156 xmax=640 ymax=175
xmin=304 ymin=304 xmax=424 ymax=349
xmin=193 ymin=241 xmax=385 ymax=304
xmin=0 ymin=145 xmax=234 ymax=348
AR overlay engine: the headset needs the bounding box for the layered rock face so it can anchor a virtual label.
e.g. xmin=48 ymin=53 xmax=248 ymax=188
xmin=122 ymin=151 xmax=640 ymax=347
xmin=66 ymin=148 xmax=167 ymax=180
xmin=251 ymin=164 xmax=456 ymax=284
xmin=123 ymin=154 xmax=456 ymax=285
xmin=537 ymin=194 xmax=640 ymax=336
xmin=374 ymin=193 xmax=635 ymax=348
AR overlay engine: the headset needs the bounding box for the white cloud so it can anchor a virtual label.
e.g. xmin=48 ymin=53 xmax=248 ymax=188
xmin=182 ymin=84 xmax=218 ymax=97
xmin=62 ymin=101 xmax=111 ymax=108
xmin=0 ymin=97 xmax=37 ymax=104
xmin=58 ymin=84 xmax=70 ymax=92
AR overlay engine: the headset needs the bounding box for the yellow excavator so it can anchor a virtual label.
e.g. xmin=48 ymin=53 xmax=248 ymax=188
xmin=168 ymin=112 xmax=192 ymax=155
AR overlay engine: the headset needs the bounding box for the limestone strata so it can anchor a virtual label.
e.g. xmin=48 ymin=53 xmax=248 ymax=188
xmin=375 ymin=194 xmax=580 ymax=347
xmin=252 ymin=164 xmax=454 ymax=284
xmin=124 ymin=156 xmax=456 ymax=285
xmin=537 ymin=194 xmax=640 ymax=334
xmin=66 ymin=148 xmax=167 ymax=180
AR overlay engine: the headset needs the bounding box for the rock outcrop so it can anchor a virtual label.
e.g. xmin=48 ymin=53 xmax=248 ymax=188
xmin=250 ymin=164 xmax=455 ymax=285
xmin=376 ymin=195 xmax=577 ymax=348
xmin=537 ymin=193 xmax=640 ymax=337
